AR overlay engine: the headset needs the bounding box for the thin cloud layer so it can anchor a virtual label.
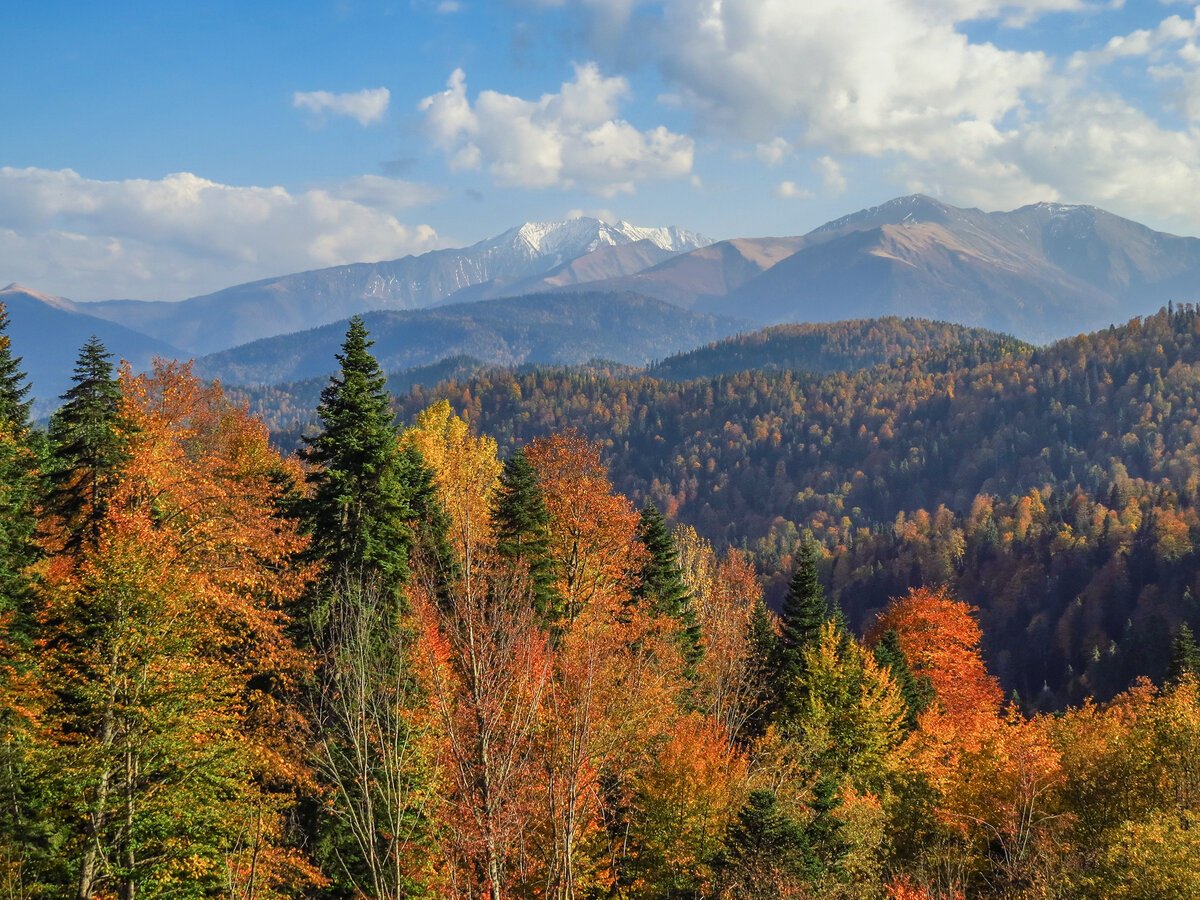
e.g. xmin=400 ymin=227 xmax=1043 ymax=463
xmin=419 ymin=64 xmax=694 ymax=196
xmin=0 ymin=168 xmax=441 ymax=301
xmin=292 ymin=87 xmax=391 ymax=126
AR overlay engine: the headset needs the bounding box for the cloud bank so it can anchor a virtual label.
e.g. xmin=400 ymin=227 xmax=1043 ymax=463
xmin=0 ymin=168 xmax=442 ymax=301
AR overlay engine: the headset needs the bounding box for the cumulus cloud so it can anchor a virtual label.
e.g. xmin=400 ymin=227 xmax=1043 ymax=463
xmin=531 ymin=0 xmax=1200 ymax=231
xmin=418 ymin=63 xmax=694 ymax=195
xmin=774 ymin=180 xmax=812 ymax=200
xmin=0 ymin=167 xmax=442 ymax=301
xmin=755 ymin=137 xmax=791 ymax=166
xmin=292 ymin=87 xmax=391 ymax=125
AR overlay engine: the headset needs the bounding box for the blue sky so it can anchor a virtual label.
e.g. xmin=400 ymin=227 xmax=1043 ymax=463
xmin=3 ymin=0 xmax=1200 ymax=300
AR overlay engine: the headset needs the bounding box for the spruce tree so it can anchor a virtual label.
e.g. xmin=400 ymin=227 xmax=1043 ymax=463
xmin=717 ymin=789 xmax=815 ymax=897
xmin=633 ymin=502 xmax=703 ymax=672
xmin=300 ymin=318 xmax=436 ymax=893
xmin=491 ymin=448 xmax=559 ymax=623
xmin=744 ymin=598 xmax=779 ymax=737
xmin=46 ymin=336 xmax=132 ymax=552
xmin=873 ymin=628 xmax=934 ymax=730
xmin=1167 ymin=623 xmax=1200 ymax=684
xmin=774 ymin=541 xmax=833 ymax=713
xmin=0 ymin=303 xmax=39 ymax=609
xmin=301 ymin=316 xmax=414 ymax=618
xmin=0 ymin=303 xmax=33 ymax=429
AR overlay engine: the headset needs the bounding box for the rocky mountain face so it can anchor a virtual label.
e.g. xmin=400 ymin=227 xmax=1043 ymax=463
xmin=73 ymin=218 xmax=712 ymax=354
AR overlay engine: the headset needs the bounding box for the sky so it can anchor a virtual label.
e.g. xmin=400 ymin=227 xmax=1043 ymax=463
xmin=4 ymin=0 xmax=1200 ymax=301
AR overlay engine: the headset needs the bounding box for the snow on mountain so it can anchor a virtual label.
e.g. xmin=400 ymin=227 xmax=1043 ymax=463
xmin=75 ymin=217 xmax=712 ymax=354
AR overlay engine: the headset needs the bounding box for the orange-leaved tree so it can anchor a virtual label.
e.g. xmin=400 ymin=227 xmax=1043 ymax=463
xmin=32 ymin=359 xmax=318 ymax=898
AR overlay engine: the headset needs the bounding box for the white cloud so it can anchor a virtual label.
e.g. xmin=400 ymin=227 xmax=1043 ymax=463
xmin=292 ymin=87 xmax=391 ymax=126
xmin=531 ymin=0 xmax=1200 ymax=232
xmin=815 ymin=156 xmax=846 ymax=194
xmin=0 ymin=167 xmax=442 ymax=301
xmin=418 ymin=63 xmax=694 ymax=195
xmin=774 ymin=180 xmax=812 ymax=200
xmin=436 ymin=0 xmax=463 ymax=11
xmin=755 ymin=137 xmax=791 ymax=166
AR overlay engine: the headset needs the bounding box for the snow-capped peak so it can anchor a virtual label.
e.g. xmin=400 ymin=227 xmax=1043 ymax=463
xmin=480 ymin=217 xmax=711 ymax=263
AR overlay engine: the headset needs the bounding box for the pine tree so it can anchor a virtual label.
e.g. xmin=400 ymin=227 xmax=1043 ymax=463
xmin=46 ymin=337 xmax=132 ymax=553
xmin=301 ymin=316 xmax=414 ymax=619
xmin=1167 ymin=623 xmax=1200 ymax=684
xmin=774 ymin=541 xmax=833 ymax=714
xmin=633 ymin=502 xmax=703 ymax=672
xmin=491 ymin=447 xmax=559 ymax=624
xmin=873 ymin=628 xmax=934 ymax=730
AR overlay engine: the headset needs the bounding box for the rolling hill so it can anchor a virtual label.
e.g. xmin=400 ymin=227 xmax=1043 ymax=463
xmin=194 ymin=291 xmax=742 ymax=386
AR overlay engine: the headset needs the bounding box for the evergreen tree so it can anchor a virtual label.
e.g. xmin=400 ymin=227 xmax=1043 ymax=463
xmin=873 ymin=628 xmax=935 ymax=730
xmin=774 ymin=541 xmax=834 ymax=713
xmin=0 ymin=303 xmax=32 ymax=429
xmin=633 ymin=502 xmax=703 ymax=672
xmin=46 ymin=337 xmax=131 ymax=553
xmin=1167 ymin=623 xmax=1200 ymax=684
xmin=401 ymin=440 xmax=457 ymax=608
xmin=301 ymin=316 xmax=414 ymax=620
xmin=491 ymin=447 xmax=559 ymax=623
xmin=717 ymin=789 xmax=816 ymax=897
xmin=744 ymin=597 xmax=779 ymax=737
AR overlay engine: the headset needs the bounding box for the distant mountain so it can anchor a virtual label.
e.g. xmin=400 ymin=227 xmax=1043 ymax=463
xmin=75 ymin=218 xmax=712 ymax=354
xmin=0 ymin=284 xmax=182 ymax=415
xmin=194 ymin=291 xmax=742 ymax=386
xmin=551 ymin=236 xmax=808 ymax=308
xmin=650 ymin=317 xmax=1026 ymax=381
xmin=701 ymin=196 xmax=1200 ymax=341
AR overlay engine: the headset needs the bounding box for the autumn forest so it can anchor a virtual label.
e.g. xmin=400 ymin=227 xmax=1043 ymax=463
xmin=3 ymin=308 xmax=1200 ymax=900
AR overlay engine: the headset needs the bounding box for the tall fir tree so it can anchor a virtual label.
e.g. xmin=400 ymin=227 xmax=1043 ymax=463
xmin=633 ymin=502 xmax=703 ymax=672
xmin=1167 ymin=623 xmax=1200 ymax=684
xmin=0 ymin=304 xmax=48 ymax=900
xmin=45 ymin=337 xmax=131 ymax=553
xmin=774 ymin=541 xmax=834 ymax=714
xmin=0 ymin=302 xmax=39 ymax=609
xmin=873 ymin=628 xmax=935 ymax=730
xmin=299 ymin=318 xmax=440 ymax=893
xmin=301 ymin=316 xmax=414 ymax=620
xmin=491 ymin=447 xmax=560 ymax=624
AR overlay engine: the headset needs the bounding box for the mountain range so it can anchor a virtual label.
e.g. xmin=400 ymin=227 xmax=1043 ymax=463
xmin=8 ymin=195 xmax=1200 ymax=409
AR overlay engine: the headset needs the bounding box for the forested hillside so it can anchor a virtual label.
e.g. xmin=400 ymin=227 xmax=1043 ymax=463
xmin=389 ymin=307 xmax=1200 ymax=706
xmin=5 ymin=309 xmax=1200 ymax=899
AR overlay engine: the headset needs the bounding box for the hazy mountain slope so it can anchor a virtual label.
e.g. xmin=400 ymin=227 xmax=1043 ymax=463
xmin=712 ymin=196 xmax=1200 ymax=340
xmin=0 ymin=284 xmax=182 ymax=414
xmin=651 ymin=317 xmax=1026 ymax=380
xmin=194 ymin=291 xmax=742 ymax=386
xmin=435 ymin=239 xmax=680 ymax=305
xmin=77 ymin=218 xmax=712 ymax=354
xmin=554 ymin=236 xmax=808 ymax=307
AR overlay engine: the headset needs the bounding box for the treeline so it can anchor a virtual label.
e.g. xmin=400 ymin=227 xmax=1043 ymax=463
xmin=3 ymin=310 xmax=1200 ymax=897
xmin=390 ymin=306 xmax=1200 ymax=706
